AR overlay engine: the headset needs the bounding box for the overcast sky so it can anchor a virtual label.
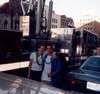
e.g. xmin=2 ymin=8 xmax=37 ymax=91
xmin=46 ymin=0 xmax=100 ymax=20
xmin=0 ymin=0 xmax=100 ymax=20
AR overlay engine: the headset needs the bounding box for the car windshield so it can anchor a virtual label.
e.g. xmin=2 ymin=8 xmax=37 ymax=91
xmin=81 ymin=57 xmax=100 ymax=73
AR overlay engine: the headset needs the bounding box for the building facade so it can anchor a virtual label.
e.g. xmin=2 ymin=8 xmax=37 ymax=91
xmin=51 ymin=11 xmax=61 ymax=28
xmin=0 ymin=0 xmax=30 ymax=31
xmin=44 ymin=5 xmax=61 ymax=29
xmin=75 ymin=15 xmax=100 ymax=37
xmin=9 ymin=0 xmax=23 ymax=15
xmin=77 ymin=21 xmax=100 ymax=37
xmin=44 ymin=6 xmax=74 ymax=29
xmin=0 ymin=1 xmax=74 ymax=32
xmin=60 ymin=15 xmax=67 ymax=28
xmin=0 ymin=14 xmax=19 ymax=31
xmin=75 ymin=15 xmax=95 ymax=28
xmin=75 ymin=14 xmax=100 ymax=28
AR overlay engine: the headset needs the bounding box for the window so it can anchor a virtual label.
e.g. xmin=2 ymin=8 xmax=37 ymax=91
xmin=55 ymin=19 xmax=56 ymax=23
xmin=82 ymin=57 xmax=100 ymax=72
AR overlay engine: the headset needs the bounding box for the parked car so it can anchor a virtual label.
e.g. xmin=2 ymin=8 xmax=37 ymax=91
xmin=66 ymin=56 xmax=100 ymax=94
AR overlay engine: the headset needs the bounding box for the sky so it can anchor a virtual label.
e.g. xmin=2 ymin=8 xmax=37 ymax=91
xmin=0 ymin=0 xmax=100 ymax=20
xmin=46 ymin=0 xmax=100 ymax=20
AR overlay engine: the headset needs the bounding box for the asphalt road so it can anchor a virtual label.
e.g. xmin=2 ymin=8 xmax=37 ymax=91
xmin=0 ymin=72 xmax=88 ymax=94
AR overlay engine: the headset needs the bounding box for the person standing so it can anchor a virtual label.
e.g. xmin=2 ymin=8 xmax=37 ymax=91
xmin=41 ymin=45 xmax=61 ymax=88
xmin=28 ymin=45 xmax=45 ymax=81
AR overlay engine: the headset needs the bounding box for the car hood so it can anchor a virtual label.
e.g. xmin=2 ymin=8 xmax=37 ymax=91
xmin=69 ymin=69 xmax=100 ymax=83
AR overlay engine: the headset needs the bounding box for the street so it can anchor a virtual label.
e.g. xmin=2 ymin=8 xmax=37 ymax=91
xmin=0 ymin=72 xmax=87 ymax=94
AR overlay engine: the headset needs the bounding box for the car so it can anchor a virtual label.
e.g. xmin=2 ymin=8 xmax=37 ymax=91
xmin=66 ymin=56 xmax=100 ymax=94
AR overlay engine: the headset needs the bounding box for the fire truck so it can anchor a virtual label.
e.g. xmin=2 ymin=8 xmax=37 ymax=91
xmin=0 ymin=0 xmax=55 ymax=74
xmin=0 ymin=29 xmax=22 ymax=63
xmin=23 ymin=0 xmax=99 ymax=64
xmin=0 ymin=0 xmax=99 ymax=72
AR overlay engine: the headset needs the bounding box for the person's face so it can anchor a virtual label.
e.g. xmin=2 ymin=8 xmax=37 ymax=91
xmin=47 ymin=46 xmax=53 ymax=54
xmin=38 ymin=46 xmax=45 ymax=54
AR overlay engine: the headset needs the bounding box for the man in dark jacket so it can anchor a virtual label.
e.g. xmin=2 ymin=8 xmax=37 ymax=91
xmin=51 ymin=55 xmax=61 ymax=88
xmin=41 ymin=45 xmax=61 ymax=88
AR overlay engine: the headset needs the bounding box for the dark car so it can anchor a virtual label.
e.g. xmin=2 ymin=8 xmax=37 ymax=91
xmin=66 ymin=56 xmax=100 ymax=94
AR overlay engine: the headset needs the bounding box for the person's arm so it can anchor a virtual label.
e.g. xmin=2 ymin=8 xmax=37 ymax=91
xmin=29 ymin=52 xmax=36 ymax=69
xmin=28 ymin=53 xmax=34 ymax=78
xmin=27 ymin=59 xmax=32 ymax=78
xmin=29 ymin=59 xmax=32 ymax=69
